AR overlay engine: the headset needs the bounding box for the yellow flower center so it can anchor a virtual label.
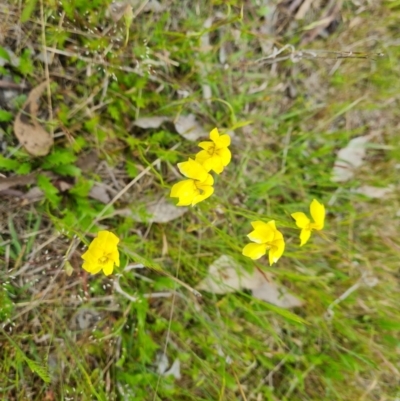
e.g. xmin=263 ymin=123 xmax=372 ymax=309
xmin=194 ymin=181 xmax=206 ymax=195
xmin=206 ymin=144 xmax=216 ymax=156
xmin=99 ymin=254 xmax=111 ymax=265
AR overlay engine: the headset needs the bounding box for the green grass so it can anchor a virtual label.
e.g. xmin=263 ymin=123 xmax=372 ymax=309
xmin=0 ymin=1 xmax=400 ymax=400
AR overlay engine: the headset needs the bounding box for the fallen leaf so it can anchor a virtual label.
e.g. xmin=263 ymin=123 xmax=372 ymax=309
xmin=69 ymin=308 xmax=101 ymax=331
xmin=331 ymin=134 xmax=372 ymax=182
xmin=155 ymin=353 xmax=169 ymax=375
xmin=155 ymin=353 xmax=181 ymax=379
xmin=76 ymin=150 xmax=99 ymax=173
xmin=197 ymin=255 xmax=303 ymax=308
xmin=133 ymin=116 xmax=169 ymax=129
xmin=143 ymin=0 xmax=165 ymax=13
xmin=13 ymin=81 xmax=53 ymax=156
xmin=64 ymin=260 xmax=74 ymax=276
xmin=196 ymin=255 xmax=258 ymax=294
xmin=252 ymin=281 xmax=303 ymax=309
xmin=353 ymin=185 xmax=394 ymax=199
xmin=23 ymin=186 xmax=44 ymax=202
xmin=164 ymin=359 xmax=181 ymax=380
xmin=174 ymin=114 xmax=206 ymax=141
xmin=146 ymin=199 xmax=187 ymax=223
xmin=89 ymin=183 xmax=111 ymax=204
xmin=108 ymin=1 xmax=131 ymax=22
xmin=124 ymin=198 xmax=188 ymax=223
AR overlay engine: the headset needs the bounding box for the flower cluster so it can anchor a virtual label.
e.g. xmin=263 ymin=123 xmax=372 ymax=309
xmin=82 ymin=131 xmax=325 ymax=276
xmin=242 ymin=199 xmax=326 ymax=265
xmin=170 ymin=128 xmax=231 ymax=206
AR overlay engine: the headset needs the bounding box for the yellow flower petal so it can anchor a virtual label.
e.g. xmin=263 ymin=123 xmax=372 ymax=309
xmin=209 ymin=128 xmax=220 ymax=143
xmin=110 ymin=250 xmax=120 ymax=267
xmin=201 ymin=174 xmax=214 ymax=186
xmin=299 ymin=228 xmax=311 ymax=246
xmin=82 ymin=261 xmax=103 ymax=274
xmin=170 ymin=179 xmax=194 ymax=198
xmin=248 ymin=227 xmax=273 ymax=244
xmin=291 ymin=212 xmax=310 ymax=229
xmin=202 ymin=156 xmax=224 ymax=174
xmin=102 ymin=261 xmax=114 ymax=276
xmin=97 ymin=230 xmax=120 ymax=247
xmin=197 ymin=141 xmax=214 ymax=151
xmin=81 ymin=249 xmax=96 ymax=263
xmin=215 ymin=133 xmax=231 ymax=148
xmin=192 ymin=185 xmax=214 ymax=205
xmin=177 ymin=158 xmax=208 ymax=181
xmin=310 ymin=199 xmax=325 ymax=230
xmin=269 ymin=239 xmax=285 ymax=265
xmin=218 ymin=147 xmax=231 ymax=166
xmin=248 ymin=220 xmax=276 ymax=244
xmin=242 ymin=243 xmax=268 ymax=260
xmin=250 ymin=221 xmax=266 ymax=229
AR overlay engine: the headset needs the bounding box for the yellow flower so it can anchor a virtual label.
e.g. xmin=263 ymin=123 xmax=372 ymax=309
xmin=170 ymin=158 xmax=214 ymax=206
xmin=81 ymin=230 xmax=120 ymax=276
xmin=195 ymin=128 xmax=231 ymax=174
xmin=291 ymin=199 xmax=325 ymax=246
xmin=242 ymin=220 xmax=285 ymax=265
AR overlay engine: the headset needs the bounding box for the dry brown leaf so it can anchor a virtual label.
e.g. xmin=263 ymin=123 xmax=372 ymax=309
xmin=133 ymin=116 xmax=169 ymax=129
xmin=197 ymin=255 xmax=303 ymax=308
xmin=13 ymin=81 xmax=53 ymax=156
xmin=174 ymin=114 xmax=206 ymax=141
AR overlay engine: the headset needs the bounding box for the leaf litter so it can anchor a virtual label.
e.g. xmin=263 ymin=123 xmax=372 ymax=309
xmin=133 ymin=113 xmax=207 ymax=142
xmin=119 ymin=197 xmax=187 ymax=223
xmin=331 ymin=132 xmax=378 ymax=182
xmin=13 ymin=81 xmax=53 ymax=156
xmin=196 ymin=255 xmax=303 ymax=308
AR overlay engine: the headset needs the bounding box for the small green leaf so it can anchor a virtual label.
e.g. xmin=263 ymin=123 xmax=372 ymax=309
xmin=16 ymin=162 xmax=32 ymax=175
xmin=69 ymin=178 xmax=92 ymax=197
xmin=0 ymin=47 xmax=11 ymax=62
xmin=19 ymin=49 xmax=34 ymax=76
xmin=21 ymin=0 xmax=38 ymax=22
xmin=42 ymin=149 xmax=77 ymax=168
xmin=3 ymin=332 xmax=51 ymax=383
xmin=262 ymin=303 xmax=308 ymax=325
xmin=0 ymin=156 xmax=19 ymax=171
xmin=25 ymin=358 xmax=51 ymax=383
xmin=53 ymin=164 xmax=81 ymax=177
xmin=65 ymin=260 xmax=74 ymax=276
xmin=126 ymin=161 xmax=138 ymax=178
xmin=37 ymin=175 xmax=61 ymax=206
xmin=0 ymin=109 xmax=13 ymax=122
